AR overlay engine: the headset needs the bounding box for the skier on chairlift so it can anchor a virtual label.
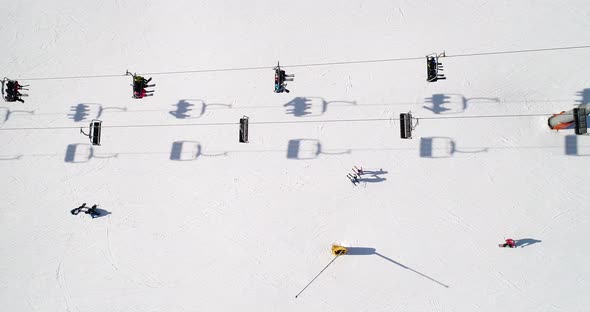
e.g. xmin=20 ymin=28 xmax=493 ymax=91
xmin=5 ymin=80 xmax=25 ymax=103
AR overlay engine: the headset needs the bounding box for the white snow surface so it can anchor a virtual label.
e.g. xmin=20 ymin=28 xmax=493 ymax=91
xmin=1 ymin=1 xmax=590 ymax=311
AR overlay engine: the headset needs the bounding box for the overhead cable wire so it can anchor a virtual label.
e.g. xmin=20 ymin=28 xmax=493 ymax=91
xmin=15 ymin=44 xmax=590 ymax=81
xmin=0 ymin=113 xmax=557 ymax=131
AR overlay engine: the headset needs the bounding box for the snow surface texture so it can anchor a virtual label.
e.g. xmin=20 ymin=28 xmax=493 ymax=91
xmin=1 ymin=1 xmax=590 ymax=311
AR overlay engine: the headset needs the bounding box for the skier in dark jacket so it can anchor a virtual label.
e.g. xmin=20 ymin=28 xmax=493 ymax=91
xmin=86 ymin=204 xmax=100 ymax=218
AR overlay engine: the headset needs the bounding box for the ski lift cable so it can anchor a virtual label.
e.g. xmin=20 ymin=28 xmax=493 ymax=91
xmin=0 ymin=113 xmax=558 ymax=131
xmin=13 ymin=45 xmax=590 ymax=81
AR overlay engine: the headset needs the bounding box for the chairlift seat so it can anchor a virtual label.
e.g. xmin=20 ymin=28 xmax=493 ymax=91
xmin=239 ymin=116 xmax=249 ymax=143
xmin=80 ymin=119 xmax=102 ymax=145
xmin=574 ymin=107 xmax=588 ymax=135
xmin=400 ymin=113 xmax=413 ymax=139
xmin=426 ymin=54 xmax=445 ymax=82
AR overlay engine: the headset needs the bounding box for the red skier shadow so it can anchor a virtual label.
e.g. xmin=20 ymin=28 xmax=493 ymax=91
xmin=514 ymin=238 xmax=542 ymax=248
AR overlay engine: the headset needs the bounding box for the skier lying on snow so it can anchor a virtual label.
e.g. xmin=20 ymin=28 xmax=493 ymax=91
xmin=70 ymin=203 xmax=100 ymax=218
xmin=499 ymin=238 xmax=516 ymax=248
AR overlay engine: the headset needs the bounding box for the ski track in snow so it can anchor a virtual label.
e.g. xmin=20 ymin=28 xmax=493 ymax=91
xmin=56 ymin=234 xmax=80 ymax=312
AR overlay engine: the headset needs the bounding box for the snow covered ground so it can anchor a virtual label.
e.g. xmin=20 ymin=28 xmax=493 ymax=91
xmin=1 ymin=1 xmax=590 ymax=311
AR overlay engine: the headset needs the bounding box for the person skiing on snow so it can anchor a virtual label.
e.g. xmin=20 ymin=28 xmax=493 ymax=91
xmin=501 ymin=238 xmax=516 ymax=248
xmin=70 ymin=203 xmax=100 ymax=218
xmin=353 ymin=166 xmax=363 ymax=175
xmin=70 ymin=203 xmax=87 ymax=215
xmin=86 ymin=204 xmax=100 ymax=218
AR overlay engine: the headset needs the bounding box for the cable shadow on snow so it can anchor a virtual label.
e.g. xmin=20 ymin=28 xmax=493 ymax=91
xmin=283 ymin=97 xmax=356 ymax=117
xmin=18 ymin=140 xmax=590 ymax=161
xmin=64 ymin=144 xmax=118 ymax=163
xmin=420 ymin=137 xmax=488 ymax=158
xmin=286 ymin=139 xmax=351 ymax=159
xmin=170 ymin=141 xmax=228 ymax=160
xmin=345 ymin=247 xmax=449 ymax=288
xmin=170 ymin=99 xmax=232 ymax=119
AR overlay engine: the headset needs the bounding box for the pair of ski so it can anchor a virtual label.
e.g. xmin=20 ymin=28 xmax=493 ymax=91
xmin=347 ymin=166 xmax=364 ymax=186
xmin=347 ymin=173 xmax=359 ymax=186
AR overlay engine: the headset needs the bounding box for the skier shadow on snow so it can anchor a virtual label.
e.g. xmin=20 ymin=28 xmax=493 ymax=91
xmin=0 ymin=106 xmax=34 ymax=125
xmin=170 ymin=141 xmax=227 ymax=161
xmin=345 ymin=247 xmax=449 ymax=288
xmin=68 ymin=103 xmax=126 ymax=122
xmin=357 ymin=169 xmax=388 ymax=183
xmin=64 ymin=143 xmax=118 ymax=163
xmin=283 ymin=97 xmax=356 ymax=117
xmin=170 ymin=99 xmax=232 ymax=119
xmin=423 ymin=94 xmax=499 ymax=115
xmin=91 ymin=207 xmax=111 ymax=218
xmin=361 ymin=169 xmax=387 ymax=182
xmin=420 ymin=137 xmax=488 ymax=158
xmin=514 ymin=238 xmax=542 ymax=248
xmin=565 ymin=135 xmax=590 ymax=156
xmin=286 ymin=139 xmax=351 ymax=159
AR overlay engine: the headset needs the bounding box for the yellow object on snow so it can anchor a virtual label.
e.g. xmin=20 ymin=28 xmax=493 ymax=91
xmin=331 ymin=245 xmax=348 ymax=256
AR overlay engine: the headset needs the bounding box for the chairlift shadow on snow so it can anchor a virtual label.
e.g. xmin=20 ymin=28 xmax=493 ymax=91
xmin=577 ymin=88 xmax=590 ymax=106
xmin=0 ymin=154 xmax=23 ymax=160
xmin=170 ymin=141 xmax=227 ymax=161
xmin=283 ymin=97 xmax=356 ymax=117
xmin=514 ymin=238 xmax=542 ymax=248
xmin=64 ymin=143 xmax=118 ymax=163
xmin=565 ymin=135 xmax=590 ymax=156
xmin=68 ymin=103 xmax=126 ymax=121
xmin=344 ymin=247 xmax=449 ymax=288
xmin=423 ymin=94 xmax=499 ymax=114
xmin=0 ymin=107 xmax=34 ymax=125
xmin=170 ymin=99 xmax=232 ymax=119
xmin=420 ymin=137 xmax=488 ymax=158
xmin=68 ymin=104 xmax=90 ymax=121
xmin=286 ymin=139 xmax=351 ymax=159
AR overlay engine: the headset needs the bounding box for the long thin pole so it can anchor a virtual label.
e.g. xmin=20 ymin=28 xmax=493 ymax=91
xmin=295 ymin=255 xmax=340 ymax=298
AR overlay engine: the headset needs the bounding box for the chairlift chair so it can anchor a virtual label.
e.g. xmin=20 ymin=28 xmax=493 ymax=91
xmin=426 ymin=52 xmax=446 ymax=82
xmin=573 ymin=107 xmax=588 ymax=135
xmin=274 ymin=61 xmax=293 ymax=93
xmin=400 ymin=112 xmax=419 ymax=139
xmin=126 ymin=70 xmax=155 ymax=99
xmin=1 ymin=77 xmax=29 ymax=102
xmin=80 ymin=119 xmax=102 ymax=146
xmin=239 ymin=115 xmax=249 ymax=143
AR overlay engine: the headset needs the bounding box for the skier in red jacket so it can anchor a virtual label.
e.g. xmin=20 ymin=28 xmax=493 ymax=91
xmin=500 ymin=238 xmax=516 ymax=248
